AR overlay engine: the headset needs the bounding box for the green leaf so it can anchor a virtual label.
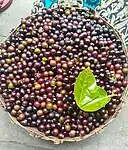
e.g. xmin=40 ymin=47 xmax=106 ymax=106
xmin=74 ymin=67 xmax=95 ymax=105
xmin=81 ymin=95 xmax=110 ymax=112
xmin=74 ymin=67 xmax=111 ymax=112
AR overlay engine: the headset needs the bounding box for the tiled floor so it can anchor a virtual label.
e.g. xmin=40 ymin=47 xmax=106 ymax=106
xmin=0 ymin=0 xmax=128 ymax=150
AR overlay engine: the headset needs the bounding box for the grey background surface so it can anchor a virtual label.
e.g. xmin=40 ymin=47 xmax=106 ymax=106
xmin=0 ymin=0 xmax=128 ymax=150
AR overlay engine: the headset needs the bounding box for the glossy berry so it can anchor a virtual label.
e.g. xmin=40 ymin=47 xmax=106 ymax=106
xmin=34 ymin=101 xmax=40 ymax=108
xmin=0 ymin=7 xmax=127 ymax=140
xmin=46 ymin=102 xmax=53 ymax=110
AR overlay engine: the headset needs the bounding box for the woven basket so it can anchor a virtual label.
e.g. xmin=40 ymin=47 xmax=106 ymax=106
xmin=0 ymin=6 xmax=128 ymax=144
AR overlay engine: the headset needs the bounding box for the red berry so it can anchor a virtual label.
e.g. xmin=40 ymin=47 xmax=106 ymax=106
xmin=52 ymin=128 xmax=59 ymax=136
xmin=106 ymin=62 xmax=112 ymax=68
xmin=123 ymin=80 xmax=128 ymax=87
xmin=110 ymin=65 xmax=114 ymax=70
xmin=41 ymin=102 xmax=46 ymax=108
xmin=115 ymin=64 xmax=121 ymax=70
xmin=113 ymin=88 xmax=120 ymax=94
xmin=107 ymin=40 xmax=113 ymax=45
xmin=34 ymin=101 xmax=40 ymax=108
xmin=38 ymin=78 xmax=44 ymax=84
xmin=109 ymin=44 xmax=115 ymax=50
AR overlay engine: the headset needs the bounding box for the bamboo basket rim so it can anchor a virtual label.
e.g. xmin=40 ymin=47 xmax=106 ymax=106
xmin=0 ymin=6 xmax=128 ymax=144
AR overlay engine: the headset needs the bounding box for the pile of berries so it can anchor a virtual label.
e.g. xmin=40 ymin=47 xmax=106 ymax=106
xmin=0 ymin=7 xmax=127 ymax=139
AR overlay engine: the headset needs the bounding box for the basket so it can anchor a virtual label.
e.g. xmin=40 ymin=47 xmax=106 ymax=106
xmin=0 ymin=6 xmax=128 ymax=144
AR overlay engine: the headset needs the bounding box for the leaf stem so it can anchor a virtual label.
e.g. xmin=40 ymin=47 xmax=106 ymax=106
xmin=108 ymin=94 xmax=118 ymax=98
